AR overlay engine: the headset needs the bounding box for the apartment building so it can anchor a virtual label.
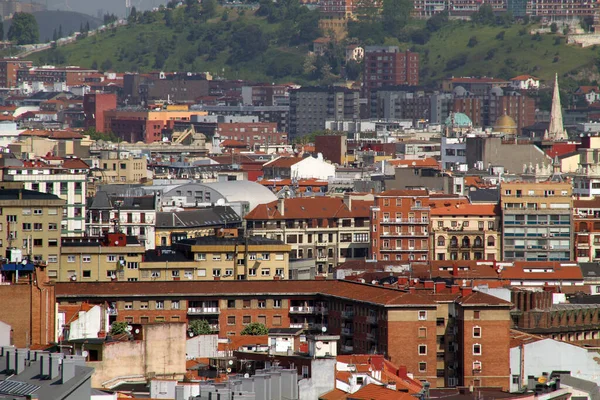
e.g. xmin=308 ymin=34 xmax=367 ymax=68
xmin=0 ymin=158 xmax=88 ymax=236
xmin=16 ymin=66 xmax=97 ymax=86
xmin=430 ymin=203 xmax=502 ymax=261
xmin=87 ymin=192 xmax=157 ymax=249
xmin=0 ymin=59 xmax=32 ymax=88
xmin=245 ymin=196 xmax=371 ymax=276
xmin=289 ymin=86 xmax=359 ymax=140
xmin=501 ymin=181 xmax=572 ymax=261
xmin=363 ymin=47 xmax=419 ymax=97
xmin=56 ymin=233 xmax=146 ymax=282
xmin=0 ymin=188 xmax=65 ymax=269
xmin=55 ymin=280 xmax=512 ymax=389
xmin=371 ymin=191 xmax=470 ymax=262
xmin=573 ymin=197 xmax=600 ymax=263
xmin=216 ymin=122 xmax=287 ymax=151
xmin=88 ymin=150 xmax=149 ymax=186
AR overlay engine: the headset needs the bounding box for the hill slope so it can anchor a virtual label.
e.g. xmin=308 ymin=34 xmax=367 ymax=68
xmin=6 ymin=11 xmax=102 ymax=43
xmin=28 ymin=6 xmax=599 ymax=86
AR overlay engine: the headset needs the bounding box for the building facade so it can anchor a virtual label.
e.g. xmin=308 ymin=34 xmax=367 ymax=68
xmin=501 ymin=181 xmax=573 ymax=261
xmin=363 ymin=47 xmax=419 ymax=97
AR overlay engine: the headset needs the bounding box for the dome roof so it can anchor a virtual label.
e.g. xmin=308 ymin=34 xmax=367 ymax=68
xmin=444 ymin=112 xmax=472 ymax=128
xmin=453 ymin=86 xmax=467 ymax=97
xmin=490 ymin=86 xmax=504 ymax=97
xmin=493 ymin=113 xmax=518 ymax=135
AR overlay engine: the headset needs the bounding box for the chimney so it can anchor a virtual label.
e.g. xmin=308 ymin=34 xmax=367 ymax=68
xmin=5 ymin=348 xmax=14 ymax=373
xmin=0 ymin=346 xmax=14 ymax=357
xmin=278 ymin=198 xmax=285 ymax=216
xmin=461 ymin=287 xmax=473 ymax=296
xmin=15 ymin=349 xmax=27 ymax=375
xmin=435 ymin=282 xmax=446 ymax=293
xmin=343 ymin=194 xmax=352 ymax=211
xmin=61 ymin=359 xmax=76 ymax=384
xmin=424 ymin=281 xmax=434 ymax=289
xmin=42 ymin=353 xmax=63 ymax=380
xmin=397 ymin=365 xmax=407 ymax=378
xmin=175 ymin=386 xmax=185 ymax=400
xmin=527 ymin=376 xmax=536 ymax=390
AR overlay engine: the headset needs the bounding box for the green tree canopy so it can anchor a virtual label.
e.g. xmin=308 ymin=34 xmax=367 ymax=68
xmin=241 ymin=322 xmax=268 ymax=335
xmin=189 ymin=319 xmax=213 ymax=335
xmin=110 ymin=321 xmax=128 ymax=335
xmin=8 ymin=13 xmax=39 ymax=45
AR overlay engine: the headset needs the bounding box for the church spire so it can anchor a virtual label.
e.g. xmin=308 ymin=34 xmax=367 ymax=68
xmin=545 ymin=73 xmax=568 ymax=141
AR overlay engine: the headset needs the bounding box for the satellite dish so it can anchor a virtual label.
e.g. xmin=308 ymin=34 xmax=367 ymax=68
xmin=228 ymin=360 xmax=234 ymax=366
xmin=114 ymin=241 xmax=119 ymax=245
xmin=226 ymin=368 xmax=232 ymax=373
xmin=82 ymin=350 xmax=89 ymax=358
xmin=316 ymin=341 xmax=323 ymax=349
xmin=135 ymin=329 xmax=140 ymax=334
xmin=70 ymin=276 xmax=77 ymax=281
xmin=110 ymin=274 xmax=116 ymax=280
xmin=127 ymin=325 xmax=133 ymax=331
xmin=244 ymin=373 xmax=250 ymax=378
xmin=321 ymin=326 xmax=327 ymax=333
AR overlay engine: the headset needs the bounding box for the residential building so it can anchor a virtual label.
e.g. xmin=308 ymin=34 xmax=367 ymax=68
xmin=371 ymin=190 xmax=469 ymax=262
xmin=526 ymin=0 xmax=596 ymax=18
xmin=0 ymin=188 xmax=65 ymax=267
xmin=573 ymin=198 xmax=600 ymax=263
xmin=363 ymin=47 xmax=419 ymax=97
xmin=192 ymin=105 xmax=290 ymax=132
xmin=55 ymin=280 xmax=512 ymax=388
xmin=56 ymin=232 xmax=146 ymax=282
xmin=83 ymin=92 xmax=117 ymax=133
xmin=241 ymin=84 xmax=290 ymax=106
xmin=0 ymin=350 xmax=93 ymax=400
xmin=0 ymin=158 xmax=88 ymax=236
xmin=86 ymin=192 xmax=157 ymax=249
xmin=315 ymin=134 xmax=348 ymax=166
xmin=370 ymin=88 xmax=430 ymax=122
xmin=0 ymin=59 xmax=32 ymax=88
xmin=16 ymin=66 xmax=98 ymax=86
xmin=216 ymin=122 xmax=287 ymax=151
xmin=245 ymin=196 xmax=371 ymax=276
xmin=430 ymin=203 xmax=501 ymax=261
xmin=88 ymin=150 xmax=149 ymax=189
xmin=510 ymin=75 xmax=540 ymax=91
xmin=262 ymin=154 xmax=336 ymax=180
xmin=289 ymin=86 xmax=359 ymax=140
xmin=501 ymin=181 xmax=573 ymax=261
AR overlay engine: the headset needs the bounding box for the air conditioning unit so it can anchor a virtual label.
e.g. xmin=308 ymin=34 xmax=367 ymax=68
xmin=542 ymin=234 xmax=547 ymax=237
xmin=549 ymin=246 xmax=554 ymax=249
xmin=527 ymin=245 xmax=533 ymax=249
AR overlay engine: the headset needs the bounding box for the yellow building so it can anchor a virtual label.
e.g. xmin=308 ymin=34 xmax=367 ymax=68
xmin=0 ymin=188 xmax=65 ymax=274
xmin=501 ymin=181 xmax=573 ymax=261
xmin=140 ymin=236 xmax=291 ymax=281
xmin=430 ymin=203 xmax=502 ymax=261
xmin=57 ymin=233 xmax=146 ymax=282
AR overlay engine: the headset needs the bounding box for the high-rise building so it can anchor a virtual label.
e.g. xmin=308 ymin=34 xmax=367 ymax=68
xmin=363 ymin=47 xmax=419 ymax=97
xmin=501 ymin=181 xmax=573 ymax=261
xmin=289 ymin=86 xmax=359 ymax=140
xmin=83 ymin=93 xmax=117 ymax=133
xmin=0 ymin=59 xmax=32 ymax=88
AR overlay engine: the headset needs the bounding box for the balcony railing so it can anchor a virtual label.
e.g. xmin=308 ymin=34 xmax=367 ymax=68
xmin=382 ymin=218 xmax=429 ymax=225
xmin=342 ymin=327 xmax=353 ymax=335
xmin=366 ymin=332 xmax=376 ymax=341
xmin=342 ymin=310 xmax=354 ymax=319
xmin=290 ymin=306 xmax=315 ymax=314
xmin=187 ymin=307 xmax=220 ymax=314
xmin=367 ymin=315 xmax=377 ymax=324
xmin=210 ymin=324 xmax=220 ymax=331
xmin=314 ymin=306 xmax=329 ymax=315
xmin=342 ymin=345 xmax=354 ymax=352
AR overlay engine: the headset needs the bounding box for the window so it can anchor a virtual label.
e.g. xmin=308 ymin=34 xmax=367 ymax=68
xmin=226 ymin=253 xmax=234 ymax=261
xmin=82 ymin=270 xmax=91 ymax=278
xmin=302 ymin=365 xmax=309 ymax=379
xmin=33 ymin=209 xmax=42 ymax=215
xmin=249 ymin=268 xmax=257 ymax=276
xmin=184 ymin=270 xmax=193 ymax=279
xmin=212 ymin=255 xmax=221 ymax=261
xmin=418 ymin=310 xmax=427 ymax=320
xmin=273 ymin=315 xmax=282 ymax=326
xmin=418 ymin=345 xmax=427 ymax=355
xmin=22 ymin=223 xmax=31 ymax=231
xmin=140 ymin=302 xmax=149 ymax=309
xmin=474 ymin=310 xmax=480 ymax=319
xmin=22 ymin=208 xmax=31 ymax=216
xmin=82 ymin=255 xmax=91 ymax=263
xmin=473 ymin=361 xmax=482 ymax=371
xmin=124 ymin=302 xmax=133 ymax=310
xmin=249 ymin=253 xmax=257 ymax=260
xmin=243 ymin=315 xmax=251 ymax=325
xmin=261 ymin=269 xmax=270 ymax=276
xmin=512 ymin=375 xmax=520 ymax=384
xmin=243 ymin=300 xmax=251 ymax=309
xmin=156 ymin=301 xmax=164 ymax=309
xmin=127 ymin=262 xmax=138 ymax=269
xmin=258 ymin=300 xmax=266 ymax=309
xmin=33 ymin=239 xmax=42 ymax=247
xmin=48 ymin=223 xmax=57 ymax=230
xmin=172 ymin=270 xmax=180 ymax=278
xmin=418 ymin=327 xmax=427 ymax=338
xmin=48 ymin=239 xmax=58 ymax=247
xmin=225 ymin=269 xmax=233 ymax=276
xmin=196 ymin=253 xmax=206 ymax=261
xmin=227 ymin=299 xmax=236 ymax=308
xmin=197 ymin=269 xmax=206 ymax=277
xmin=473 ymin=344 xmax=482 ymax=355
xmin=213 ymin=269 xmax=221 ymax=277
xmin=275 ymin=268 xmax=284 ymax=277
xmin=67 ymin=255 xmax=75 ymax=263
xmin=48 ymin=208 xmax=57 ymax=215
xmin=151 ymin=271 xmax=161 ymax=278
xmin=171 ymin=301 xmax=180 ymax=310
xmin=273 ymin=299 xmax=282 ymax=308
xmin=228 ymin=316 xmax=236 ymax=325
xmin=261 ymin=253 xmax=270 ymax=260
xmin=473 ymin=326 xmax=481 ymax=337
xmin=6 ymin=215 xmax=16 ymax=223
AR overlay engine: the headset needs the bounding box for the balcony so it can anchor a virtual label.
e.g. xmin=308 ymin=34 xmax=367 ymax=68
xmin=366 ymin=332 xmax=376 ymax=341
xmin=342 ymin=345 xmax=354 ymax=353
xmin=342 ymin=310 xmax=354 ymax=319
xmin=290 ymin=322 xmax=314 ymax=329
xmin=342 ymin=327 xmax=353 ymax=335
xmin=314 ymin=306 xmax=329 ymax=315
xmin=290 ymin=306 xmax=315 ymax=314
xmin=209 ymin=324 xmax=220 ymax=331
xmin=383 ymin=218 xmax=429 ymax=225
xmin=367 ymin=315 xmax=377 ymax=324
xmin=315 ymin=241 xmax=328 ymax=247
xmin=187 ymin=307 xmax=220 ymax=315
xmin=316 ymin=256 xmax=328 ymax=261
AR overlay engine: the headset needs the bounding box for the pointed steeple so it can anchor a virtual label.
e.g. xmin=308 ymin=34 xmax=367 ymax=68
xmin=545 ymin=73 xmax=568 ymax=141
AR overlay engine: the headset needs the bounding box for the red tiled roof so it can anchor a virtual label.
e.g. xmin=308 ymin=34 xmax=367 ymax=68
xmin=458 ymin=291 xmax=512 ymax=306
xmin=263 ymin=156 xmax=303 ymax=168
xmin=388 ymin=158 xmax=440 ymax=169
xmin=259 ymin=178 xmax=328 ymax=187
xmin=55 ymin=280 xmax=438 ymax=307
xmin=576 ymin=86 xmax=600 ymax=94
xmin=377 ymin=189 xmax=429 ymax=197
xmin=62 ymin=158 xmax=90 ymax=169
xmin=48 ymin=131 xmax=84 ymax=140
xmin=349 ymin=384 xmax=415 ymax=400
xmin=499 ymin=262 xmax=583 ymax=281
xmin=510 ymin=75 xmax=539 ymax=81
xmin=320 ymin=388 xmax=348 ymax=400
xmin=221 ymin=139 xmax=248 ymax=148
xmin=244 ymin=197 xmax=371 ymax=220
xmin=509 ymin=329 xmax=545 ymax=348
xmin=218 ymin=335 xmax=268 ymax=351
xmin=574 ymin=197 xmax=600 ymax=209
xmin=430 ymin=203 xmax=499 ymax=216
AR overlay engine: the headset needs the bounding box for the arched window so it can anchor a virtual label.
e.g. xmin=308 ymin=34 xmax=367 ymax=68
xmin=487 ymin=236 xmax=495 ymax=246
xmin=580 ymin=222 xmax=589 ymax=232
xmin=474 ymin=236 xmax=483 ymax=247
xmin=450 ymin=236 xmax=458 ymax=247
xmin=437 ymin=236 xmax=445 ymax=246
xmin=462 ymin=236 xmax=470 ymax=247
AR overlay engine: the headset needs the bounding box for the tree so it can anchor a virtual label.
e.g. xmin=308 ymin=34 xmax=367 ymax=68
xmin=496 ymin=30 xmax=505 ymax=40
xmin=7 ymin=13 xmax=39 ymax=45
xmin=471 ymin=4 xmax=495 ymax=25
xmin=189 ymin=319 xmax=213 ymax=335
xmin=58 ymin=24 xmax=63 ymax=38
xmin=241 ymin=322 xmax=268 ymax=336
xmin=128 ymin=6 xmax=137 ymax=23
xmin=100 ymin=58 xmax=113 ymax=71
xmin=426 ymin=11 xmax=448 ymax=32
xmin=110 ymin=321 xmax=128 ymax=335
xmin=0 ymin=20 xmax=4 ymax=41
xmin=550 ymin=22 xmax=558 ymax=33
xmin=467 ymin=35 xmax=478 ymax=47
xmin=201 ymin=0 xmax=217 ymax=19
xmin=382 ymin=0 xmax=412 ymax=37
xmin=85 ymin=21 xmax=90 ymax=32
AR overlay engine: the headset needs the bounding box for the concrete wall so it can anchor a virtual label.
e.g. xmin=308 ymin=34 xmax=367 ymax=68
xmin=292 ymin=156 xmax=336 ymax=180
xmin=186 ymin=335 xmax=218 ymax=359
xmin=0 ymin=321 xmax=11 ymax=347
xmin=510 ymin=338 xmax=600 ymax=392
xmin=89 ymin=323 xmax=186 ymax=388
xmin=466 ymin=136 xmax=551 ymax=175
xmin=69 ymin=305 xmax=105 ymax=340
xmin=298 ymin=358 xmax=335 ymax=400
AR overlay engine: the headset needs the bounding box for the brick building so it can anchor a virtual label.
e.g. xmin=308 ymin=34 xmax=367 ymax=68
xmin=216 ymin=122 xmax=287 ymax=151
xmin=54 ymin=279 xmax=512 ymax=389
xmin=314 ymin=134 xmax=348 ymax=165
xmin=453 ymin=92 xmax=535 ymax=131
xmin=573 ymin=197 xmax=600 ymax=263
xmin=363 ymin=47 xmax=419 ymax=97
xmin=0 ymin=59 xmax=32 ymax=88
xmin=83 ymin=92 xmax=117 ymax=133
xmin=16 ymin=66 xmax=98 ymax=86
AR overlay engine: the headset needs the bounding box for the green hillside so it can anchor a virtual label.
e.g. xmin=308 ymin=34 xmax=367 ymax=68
xmin=27 ymin=2 xmax=600 ymax=86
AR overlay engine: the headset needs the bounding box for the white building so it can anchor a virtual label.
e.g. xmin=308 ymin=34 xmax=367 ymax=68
xmin=263 ymin=154 xmax=336 ymax=181
xmin=510 ymin=75 xmax=540 ymax=91
xmin=0 ymin=122 xmax=25 ymax=148
xmin=66 ymin=305 xmax=107 ymax=341
xmin=441 ymin=136 xmax=467 ymax=170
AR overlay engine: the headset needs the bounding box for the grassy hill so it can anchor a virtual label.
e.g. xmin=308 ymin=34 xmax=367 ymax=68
xmin=6 ymin=11 xmax=102 ymax=43
xmin=27 ymin=4 xmax=600 ymax=87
